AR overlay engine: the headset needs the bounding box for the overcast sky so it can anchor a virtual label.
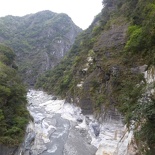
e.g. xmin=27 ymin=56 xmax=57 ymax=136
xmin=0 ymin=0 xmax=103 ymax=29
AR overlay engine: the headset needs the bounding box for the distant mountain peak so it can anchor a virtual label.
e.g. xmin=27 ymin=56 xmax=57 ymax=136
xmin=0 ymin=11 xmax=82 ymax=86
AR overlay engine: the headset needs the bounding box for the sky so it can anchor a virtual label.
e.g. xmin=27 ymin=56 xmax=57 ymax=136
xmin=0 ymin=0 xmax=103 ymax=29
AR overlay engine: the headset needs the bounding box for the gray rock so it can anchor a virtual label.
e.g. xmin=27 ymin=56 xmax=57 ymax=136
xmin=0 ymin=144 xmax=18 ymax=155
xmin=92 ymin=123 xmax=100 ymax=137
xmin=77 ymin=118 xmax=83 ymax=123
xmin=52 ymin=96 xmax=57 ymax=100
xmin=131 ymin=65 xmax=148 ymax=74
xmin=79 ymin=129 xmax=87 ymax=137
xmin=64 ymin=122 xmax=97 ymax=155
xmin=25 ymin=132 xmax=35 ymax=149
xmin=80 ymin=98 xmax=93 ymax=115
xmin=0 ymin=11 xmax=82 ymax=86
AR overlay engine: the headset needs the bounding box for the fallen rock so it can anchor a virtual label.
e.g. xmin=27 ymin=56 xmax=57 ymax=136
xmin=52 ymin=96 xmax=57 ymax=100
xmin=92 ymin=123 xmax=100 ymax=137
xmin=77 ymin=118 xmax=83 ymax=123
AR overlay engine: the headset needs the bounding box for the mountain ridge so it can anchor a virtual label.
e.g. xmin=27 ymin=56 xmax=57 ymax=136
xmin=0 ymin=10 xmax=82 ymax=86
xmin=37 ymin=0 xmax=155 ymax=154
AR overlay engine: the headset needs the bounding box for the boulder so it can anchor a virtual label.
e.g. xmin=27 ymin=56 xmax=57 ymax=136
xmin=52 ymin=96 xmax=57 ymax=100
xmin=92 ymin=123 xmax=100 ymax=137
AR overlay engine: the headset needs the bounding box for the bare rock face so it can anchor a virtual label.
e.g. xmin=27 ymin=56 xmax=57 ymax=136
xmin=114 ymin=130 xmax=138 ymax=155
xmin=0 ymin=145 xmax=18 ymax=155
xmin=94 ymin=24 xmax=128 ymax=51
xmin=79 ymin=23 xmax=128 ymax=115
xmin=0 ymin=11 xmax=82 ymax=86
xmin=80 ymin=97 xmax=94 ymax=114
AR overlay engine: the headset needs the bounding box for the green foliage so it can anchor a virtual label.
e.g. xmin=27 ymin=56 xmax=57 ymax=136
xmin=37 ymin=32 xmax=82 ymax=97
xmin=0 ymin=44 xmax=15 ymax=66
xmin=37 ymin=1 xmax=155 ymax=154
xmin=124 ymin=1 xmax=155 ymax=63
xmin=119 ymin=1 xmax=155 ymax=153
xmin=125 ymin=26 xmax=143 ymax=53
xmin=0 ymin=44 xmax=29 ymax=146
xmin=60 ymin=73 xmax=72 ymax=90
xmin=0 ymin=109 xmax=4 ymax=121
xmin=95 ymin=95 xmax=105 ymax=110
xmin=116 ymin=68 xmax=155 ymax=154
xmin=0 ymin=11 xmax=81 ymax=85
xmin=92 ymin=25 xmax=102 ymax=36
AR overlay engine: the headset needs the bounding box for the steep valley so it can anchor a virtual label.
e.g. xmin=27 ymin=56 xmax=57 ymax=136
xmin=0 ymin=10 xmax=82 ymax=85
xmin=37 ymin=0 xmax=155 ymax=154
xmin=1 ymin=0 xmax=155 ymax=155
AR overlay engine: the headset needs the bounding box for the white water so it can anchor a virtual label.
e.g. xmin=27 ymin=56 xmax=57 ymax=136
xmin=21 ymin=90 xmax=131 ymax=155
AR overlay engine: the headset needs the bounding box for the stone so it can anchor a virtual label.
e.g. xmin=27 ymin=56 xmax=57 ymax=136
xmin=92 ymin=123 xmax=100 ymax=137
xmin=0 ymin=11 xmax=82 ymax=86
xmin=95 ymin=145 xmax=113 ymax=155
xmin=25 ymin=132 xmax=36 ymax=149
xmin=77 ymin=118 xmax=83 ymax=123
xmin=52 ymin=96 xmax=57 ymax=100
xmin=80 ymin=98 xmax=93 ymax=115
xmin=0 ymin=145 xmax=18 ymax=155
xmin=131 ymin=64 xmax=148 ymax=74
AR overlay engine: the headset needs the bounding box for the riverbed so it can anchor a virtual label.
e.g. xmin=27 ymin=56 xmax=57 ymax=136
xmin=20 ymin=90 xmax=128 ymax=155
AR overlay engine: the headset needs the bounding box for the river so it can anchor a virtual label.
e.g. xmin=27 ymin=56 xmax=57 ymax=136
xmin=19 ymin=90 xmax=130 ymax=155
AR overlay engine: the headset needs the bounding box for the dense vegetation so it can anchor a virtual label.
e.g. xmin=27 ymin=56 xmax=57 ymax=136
xmin=36 ymin=0 xmax=155 ymax=154
xmin=0 ymin=11 xmax=81 ymax=85
xmin=0 ymin=44 xmax=29 ymax=146
xmin=119 ymin=1 xmax=155 ymax=154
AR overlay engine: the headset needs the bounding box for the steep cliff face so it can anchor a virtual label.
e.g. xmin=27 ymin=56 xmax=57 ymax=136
xmin=0 ymin=10 xmax=82 ymax=85
xmin=0 ymin=145 xmax=18 ymax=155
xmin=37 ymin=0 xmax=155 ymax=154
xmin=36 ymin=1 xmax=128 ymax=115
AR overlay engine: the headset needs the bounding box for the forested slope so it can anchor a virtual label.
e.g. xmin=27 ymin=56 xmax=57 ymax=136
xmin=0 ymin=10 xmax=82 ymax=85
xmin=36 ymin=0 xmax=155 ymax=154
xmin=0 ymin=44 xmax=29 ymax=146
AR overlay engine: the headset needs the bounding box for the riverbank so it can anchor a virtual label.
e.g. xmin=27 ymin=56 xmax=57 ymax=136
xmin=18 ymin=90 xmax=134 ymax=155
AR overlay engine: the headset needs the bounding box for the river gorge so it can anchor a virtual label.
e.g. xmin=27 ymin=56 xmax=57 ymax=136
xmin=15 ymin=90 xmax=134 ymax=155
